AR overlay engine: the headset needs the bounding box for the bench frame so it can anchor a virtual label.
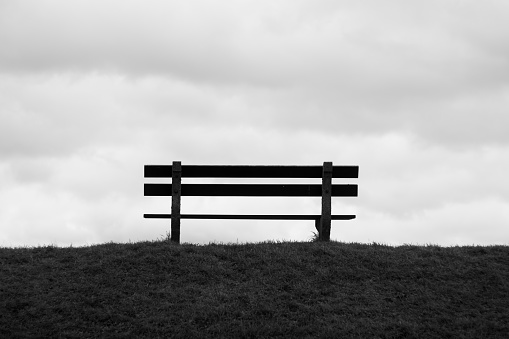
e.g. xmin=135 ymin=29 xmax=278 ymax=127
xmin=144 ymin=161 xmax=358 ymax=243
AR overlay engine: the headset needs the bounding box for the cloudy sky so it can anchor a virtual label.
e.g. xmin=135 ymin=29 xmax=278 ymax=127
xmin=1 ymin=0 xmax=508 ymax=247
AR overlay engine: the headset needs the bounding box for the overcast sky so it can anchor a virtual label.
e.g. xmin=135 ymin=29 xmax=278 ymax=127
xmin=1 ymin=0 xmax=508 ymax=247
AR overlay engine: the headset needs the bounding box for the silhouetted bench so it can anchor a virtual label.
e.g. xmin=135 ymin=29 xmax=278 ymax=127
xmin=144 ymin=161 xmax=358 ymax=243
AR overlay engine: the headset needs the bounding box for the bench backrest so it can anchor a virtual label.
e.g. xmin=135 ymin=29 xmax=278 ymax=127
xmin=144 ymin=164 xmax=358 ymax=197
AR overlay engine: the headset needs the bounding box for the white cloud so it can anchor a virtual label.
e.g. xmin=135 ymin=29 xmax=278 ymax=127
xmin=2 ymin=125 xmax=508 ymax=247
xmin=347 ymin=198 xmax=509 ymax=246
xmin=2 ymin=1 xmax=509 ymax=146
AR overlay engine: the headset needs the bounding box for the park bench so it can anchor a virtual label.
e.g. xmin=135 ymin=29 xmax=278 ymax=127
xmin=144 ymin=161 xmax=358 ymax=243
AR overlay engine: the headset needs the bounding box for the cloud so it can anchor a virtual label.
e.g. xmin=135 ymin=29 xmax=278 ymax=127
xmin=349 ymin=198 xmax=509 ymax=246
xmin=0 ymin=74 xmax=137 ymax=157
xmin=2 ymin=124 xmax=508 ymax=247
xmin=3 ymin=0 xmax=509 ymax=90
xmin=3 ymin=1 xmax=508 ymax=84
xmin=2 ymin=0 xmax=509 ymax=147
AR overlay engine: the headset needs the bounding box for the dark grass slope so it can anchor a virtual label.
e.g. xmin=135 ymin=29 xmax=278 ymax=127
xmin=1 ymin=240 xmax=508 ymax=338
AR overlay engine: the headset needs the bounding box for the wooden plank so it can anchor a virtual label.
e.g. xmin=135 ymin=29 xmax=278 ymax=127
xmin=144 ymin=183 xmax=358 ymax=197
xmin=145 ymin=165 xmax=358 ymax=178
xmin=144 ymin=214 xmax=356 ymax=220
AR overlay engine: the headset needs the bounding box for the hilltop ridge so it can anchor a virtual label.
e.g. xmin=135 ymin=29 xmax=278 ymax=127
xmin=1 ymin=240 xmax=508 ymax=338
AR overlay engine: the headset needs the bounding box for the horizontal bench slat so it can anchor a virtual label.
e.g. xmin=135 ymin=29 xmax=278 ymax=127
xmin=144 ymin=184 xmax=358 ymax=197
xmin=144 ymin=214 xmax=356 ymax=220
xmin=145 ymin=165 xmax=358 ymax=178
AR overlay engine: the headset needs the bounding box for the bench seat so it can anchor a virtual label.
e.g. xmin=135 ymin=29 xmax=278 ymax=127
xmin=144 ymin=214 xmax=356 ymax=220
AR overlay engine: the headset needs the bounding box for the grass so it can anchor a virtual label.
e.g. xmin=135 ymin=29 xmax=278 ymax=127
xmin=1 ymin=239 xmax=508 ymax=338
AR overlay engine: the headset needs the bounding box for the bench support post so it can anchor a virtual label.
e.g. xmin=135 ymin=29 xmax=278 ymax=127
xmin=171 ymin=161 xmax=182 ymax=243
xmin=319 ymin=162 xmax=333 ymax=241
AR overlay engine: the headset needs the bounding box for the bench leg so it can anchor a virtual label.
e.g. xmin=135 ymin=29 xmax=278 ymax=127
xmin=320 ymin=162 xmax=332 ymax=241
xmin=171 ymin=161 xmax=182 ymax=243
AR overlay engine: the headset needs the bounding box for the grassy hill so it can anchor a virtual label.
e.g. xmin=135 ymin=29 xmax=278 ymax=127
xmin=1 ymin=240 xmax=508 ymax=338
